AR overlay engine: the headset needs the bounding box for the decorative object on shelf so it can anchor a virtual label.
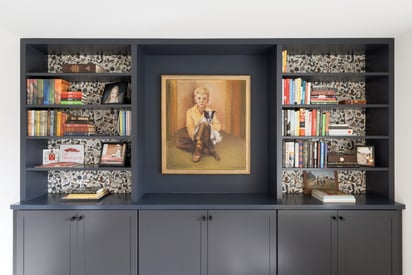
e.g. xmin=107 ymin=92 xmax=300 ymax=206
xmin=59 ymin=144 xmax=85 ymax=164
xmin=99 ymin=142 xmax=127 ymax=166
xmin=356 ymin=145 xmax=375 ymax=167
xmin=327 ymin=153 xmax=358 ymax=168
xmin=303 ymin=170 xmax=338 ymax=195
xmin=102 ymin=82 xmax=128 ymax=104
xmin=42 ymin=149 xmax=60 ymax=165
xmin=161 ymin=75 xmax=251 ymax=174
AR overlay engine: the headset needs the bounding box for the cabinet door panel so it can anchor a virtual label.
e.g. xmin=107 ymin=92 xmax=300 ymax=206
xmin=77 ymin=210 xmax=137 ymax=275
xmin=207 ymin=210 xmax=276 ymax=275
xmin=139 ymin=210 xmax=207 ymax=275
xmin=15 ymin=210 xmax=77 ymax=275
xmin=278 ymin=210 xmax=337 ymax=275
xmin=338 ymin=211 xmax=394 ymax=275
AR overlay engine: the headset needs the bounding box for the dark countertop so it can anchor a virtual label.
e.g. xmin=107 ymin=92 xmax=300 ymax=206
xmin=11 ymin=193 xmax=406 ymax=210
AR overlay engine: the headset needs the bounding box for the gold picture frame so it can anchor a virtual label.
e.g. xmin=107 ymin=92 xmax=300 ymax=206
xmin=161 ymin=75 xmax=251 ymax=174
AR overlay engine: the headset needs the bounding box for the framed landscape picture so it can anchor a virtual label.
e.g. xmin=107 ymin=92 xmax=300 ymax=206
xmin=161 ymin=75 xmax=251 ymax=174
xmin=303 ymin=170 xmax=338 ymax=195
xmin=356 ymin=145 xmax=375 ymax=167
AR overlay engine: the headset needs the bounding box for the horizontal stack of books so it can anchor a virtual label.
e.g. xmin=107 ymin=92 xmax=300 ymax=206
xmin=328 ymin=124 xmax=353 ymax=136
xmin=63 ymin=115 xmax=96 ymax=136
xmin=310 ymin=88 xmax=338 ymax=104
xmin=62 ymin=187 xmax=110 ymax=201
xmin=311 ymin=189 xmax=356 ymax=203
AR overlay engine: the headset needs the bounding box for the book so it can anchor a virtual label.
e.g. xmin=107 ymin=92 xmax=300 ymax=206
xmin=59 ymin=144 xmax=85 ymax=164
xmin=42 ymin=149 xmax=60 ymax=165
xmin=339 ymin=99 xmax=367 ymax=105
xmin=311 ymin=189 xmax=356 ymax=203
xmin=62 ymin=63 xmax=106 ymax=73
xmin=62 ymin=188 xmax=110 ymax=200
xmin=35 ymin=161 xmax=82 ymax=168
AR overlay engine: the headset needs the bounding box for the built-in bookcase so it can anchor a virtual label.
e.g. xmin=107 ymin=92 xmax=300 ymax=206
xmin=21 ymin=40 xmax=137 ymax=200
xmin=277 ymin=41 xmax=393 ymax=200
xmin=19 ymin=39 xmax=394 ymax=203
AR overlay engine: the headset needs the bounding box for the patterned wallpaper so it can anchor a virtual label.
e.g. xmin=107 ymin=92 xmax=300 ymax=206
xmin=46 ymin=53 xmax=367 ymax=194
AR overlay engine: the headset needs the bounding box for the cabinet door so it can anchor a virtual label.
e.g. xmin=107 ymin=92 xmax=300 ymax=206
xmin=77 ymin=210 xmax=137 ymax=275
xmin=337 ymin=210 xmax=400 ymax=275
xmin=207 ymin=210 xmax=276 ymax=275
xmin=278 ymin=210 xmax=337 ymax=275
xmin=14 ymin=210 xmax=77 ymax=275
xmin=139 ymin=210 xmax=207 ymax=275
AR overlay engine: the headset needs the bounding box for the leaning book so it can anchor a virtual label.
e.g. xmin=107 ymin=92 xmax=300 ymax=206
xmin=311 ymin=189 xmax=356 ymax=203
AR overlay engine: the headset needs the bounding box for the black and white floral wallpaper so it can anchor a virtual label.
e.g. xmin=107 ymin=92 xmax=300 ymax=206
xmin=46 ymin=53 xmax=367 ymax=194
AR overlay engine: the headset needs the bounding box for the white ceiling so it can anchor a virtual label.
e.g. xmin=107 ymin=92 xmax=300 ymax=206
xmin=0 ymin=0 xmax=411 ymax=38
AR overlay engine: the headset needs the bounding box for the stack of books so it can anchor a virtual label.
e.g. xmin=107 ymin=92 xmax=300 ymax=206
xmin=328 ymin=124 xmax=353 ymax=136
xmin=310 ymin=88 xmax=338 ymax=104
xmin=311 ymin=189 xmax=356 ymax=203
xmin=62 ymin=187 xmax=110 ymax=201
xmin=63 ymin=115 xmax=96 ymax=136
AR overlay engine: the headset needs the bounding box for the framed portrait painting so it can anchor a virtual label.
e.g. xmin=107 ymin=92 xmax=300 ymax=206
xmin=161 ymin=75 xmax=251 ymax=174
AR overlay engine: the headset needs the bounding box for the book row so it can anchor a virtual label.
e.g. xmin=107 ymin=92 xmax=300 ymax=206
xmin=282 ymin=78 xmax=340 ymax=105
xmin=282 ymin=139 xmax=329 ymax=168
xmin=27 ymin=110 xmax=131 ymax=137
xmin=282 ymin=109 xmax=353 ymax=137
xmin=26 ymin=79 xmax=87 ymax=105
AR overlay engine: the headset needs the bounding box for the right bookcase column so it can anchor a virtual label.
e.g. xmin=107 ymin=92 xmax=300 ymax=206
xmin=278 ymin=40 xmax=393 ymax=200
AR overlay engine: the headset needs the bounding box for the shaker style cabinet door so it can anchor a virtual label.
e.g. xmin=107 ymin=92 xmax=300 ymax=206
xmin=14 ymin=210 xmax=77 ymax=275
xmin=207 ymin=210 xmax=276 ymax=275
xmin=139 ymin=210 xmax=207 ymax=275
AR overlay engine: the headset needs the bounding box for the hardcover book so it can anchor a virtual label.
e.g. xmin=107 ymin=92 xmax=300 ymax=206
xmin=59 ymin=144 xmax=85 ymax=164
xmin=311 ymin=189 xmax=356 ymax=203
xmin=62 ymin=63 xmax=106 ymax=73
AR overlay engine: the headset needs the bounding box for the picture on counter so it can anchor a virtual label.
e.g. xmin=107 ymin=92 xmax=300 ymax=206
xmin=99 ymin=142 xmax=127 ymax=166
xmin=303 ymin=170 xmax=338 ymax=195
xmin=102 ymin=82 xmax=127 ymax=104
xmin=161 ymin=75 xmax=251 ymax=174
xmin=356 ymin=145 xmax=375 ymax=167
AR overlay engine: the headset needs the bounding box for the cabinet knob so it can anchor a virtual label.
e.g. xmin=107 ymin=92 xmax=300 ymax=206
xmin=339 ymin=216 xmax=345 ymax=221
xmin=77 ymin=215 xmax=84 ymax=221
xmin=332 ymin=216 xmax=337 ymax=220
xmin=208 ymin=215 xmax=213 ymax=221
xmin=201 ymin=215 xmax=207 ymax=221
xmin=70 ymin=216 xmax=76 ymax=221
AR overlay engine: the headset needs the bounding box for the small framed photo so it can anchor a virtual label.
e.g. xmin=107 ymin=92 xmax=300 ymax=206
xmin=99 ymin=142 xmax=127 ymax=166
xmin=356 ymin=145 xmax=375 ymax=167
xmin=102 ymin=82 xmax=127 ymax=104
xmin=303 ymin=170 xmax=338 ymax=195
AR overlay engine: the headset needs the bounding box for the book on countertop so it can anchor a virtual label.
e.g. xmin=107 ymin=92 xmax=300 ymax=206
xmin=62 ymin=63 xmax=107 ymax=73
xmin=339 ymin=99 xmax=367 ymax=105
xmin=35 ymin=161 xmax=83 ymax=168
xmin=311 ymin=189 xmax=356 ymax=203
xmin=62 ymin=188 xmax=110 ymax=200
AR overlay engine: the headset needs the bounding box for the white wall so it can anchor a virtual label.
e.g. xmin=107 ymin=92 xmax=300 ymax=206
xmin=0 ymin=27 xmax=20 ymax=275
xmin=395 ymin=29 xmax=412 ymax=275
